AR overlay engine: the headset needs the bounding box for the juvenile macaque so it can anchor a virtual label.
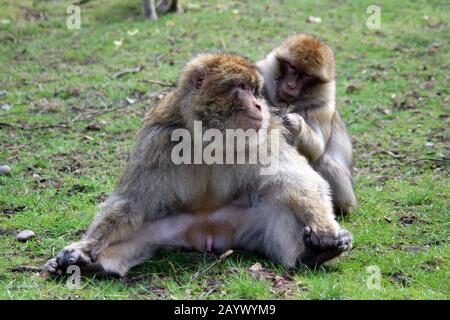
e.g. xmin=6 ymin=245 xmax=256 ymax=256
xmin=42 ymin=53 xmax=352 ymax=277
xmin=142 ymin=0 xmax=182 ymax=20
xmin=257 ymin=34 xmax=357 ymax=215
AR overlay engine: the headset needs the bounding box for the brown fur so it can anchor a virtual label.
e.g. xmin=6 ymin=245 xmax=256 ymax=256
xmin=257 ymin=34 xmax=357 ymax=214
xmin=42 ymin=53 xmax=352 ymax=277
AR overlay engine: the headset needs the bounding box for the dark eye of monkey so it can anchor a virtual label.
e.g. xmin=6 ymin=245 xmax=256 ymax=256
xmin=237 ymin=83 xmax=257 ymax=94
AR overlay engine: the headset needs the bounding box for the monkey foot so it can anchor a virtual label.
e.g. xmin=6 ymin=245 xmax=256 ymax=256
xmin=41 ymin=240 xmax=99 ymax=277
xmin=298 ymin=226 xmax=352 ymax=268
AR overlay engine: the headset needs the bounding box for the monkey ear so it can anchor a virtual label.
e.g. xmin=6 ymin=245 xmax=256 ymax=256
xmin=191 ymin=69 xmax=206 ymax=90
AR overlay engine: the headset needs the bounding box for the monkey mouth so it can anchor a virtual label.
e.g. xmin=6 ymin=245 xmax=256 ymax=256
xmin=278 ymin=89 xmax=297 ymax=103
xmin=244 ymin=114 xmax=263 ymax=121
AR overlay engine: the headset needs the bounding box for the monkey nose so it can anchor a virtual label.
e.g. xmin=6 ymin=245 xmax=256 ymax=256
xmin=254 ymin=103 xmax=261 ymax=111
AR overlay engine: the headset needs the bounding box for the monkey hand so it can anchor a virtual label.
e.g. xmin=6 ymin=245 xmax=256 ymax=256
xmin=298 ymin=226 xmax=352 ymax=268
xmin=41 ymin=239 xmax=100 ymax=277
xmin=282 ymin=113 xmax=305 ymax=135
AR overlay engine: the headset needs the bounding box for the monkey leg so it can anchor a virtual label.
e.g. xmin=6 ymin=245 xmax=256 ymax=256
xmin=43 ymin=214 xmax=196 ymax=277
xmin=316 ymin=153 xmax=357 ymax=215
xmin=229 ymin=202 xmax=352 ymax=268
xmin=43 ymin=194 xmax=152 ymax=276
xmin=142 ymin=0 xmax=158 ymax=20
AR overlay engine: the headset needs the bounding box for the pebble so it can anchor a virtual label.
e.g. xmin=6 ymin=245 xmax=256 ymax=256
xmin=0 ymin=165 xmax=11 ymax=175
xmin=16 ymin=230 xmax=36 ymax=242
xmin=1 ymin=103 xmax=11 ymax=110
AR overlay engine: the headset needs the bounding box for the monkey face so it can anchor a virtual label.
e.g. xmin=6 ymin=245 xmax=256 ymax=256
xmin=183 ymin=54 xmax=268 ymax=131
xmin=273 ymin=34 xmax=335 ymax=105
xmin=277 ymin=60 xmax=317 ymax=103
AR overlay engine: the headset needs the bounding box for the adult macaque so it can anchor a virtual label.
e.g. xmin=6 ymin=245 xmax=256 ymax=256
xmin=42 ymin=53 xmax=351 ymax=277
xmin=141 ymin=0 xmax=182 ymax=21
xmin=257 ymin=34 xmax=357 ymax=215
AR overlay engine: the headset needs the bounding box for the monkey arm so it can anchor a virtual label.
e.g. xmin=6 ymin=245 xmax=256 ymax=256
xmin=313 ymin=113 xmax=357 ymax=214
xmin=288 ymin=114 xmax=326 ymax=163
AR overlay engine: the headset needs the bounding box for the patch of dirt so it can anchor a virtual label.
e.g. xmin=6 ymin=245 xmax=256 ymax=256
xmin=58 ymin=161 xmax=83 ymax=175
xmin=201 ymin=277 xmax=223 ymax=296
xmin=66 ymin=184 xmax=89 ymax=195
xmin=398 ymin=214 xmax=418 ymax=225
xmin=20 ymin=7 xmax=47 ymax=22
xmin=96 ymin=192 xmax=108 ymax=203
xmin=123 ymin=274 xmax=170 ymax=298
xmin=420 ymin=256 xmax=445 ymax=271
xmin=389 ymin=272 xmax=412 ymax=286
xmin=390 ymin=244 xmax=429 ymax=253
xmin=0 ymin=228 xmax=15 ymax=236
xmin=121 ymin=274 xmax=152 ymax=286
xmin=32 ymin=177 xmax=62 ymax=192
xmin=247 ymin=263 xmax=307 ymax=297
xmin=0 ymin=204 xmax=27 ymax=217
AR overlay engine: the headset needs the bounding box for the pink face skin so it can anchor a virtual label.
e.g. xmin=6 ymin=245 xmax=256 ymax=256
xmin=233 ymin=84 xmax=263 ymax=130
xmin=277 ymin=61 xmax=311 ymax=103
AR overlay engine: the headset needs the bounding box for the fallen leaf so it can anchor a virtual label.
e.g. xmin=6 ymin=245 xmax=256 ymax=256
xmin=114 ymin=38 xmax=123 ymax=47
xmin=127 ymin=29 xmax=139 ymax=36
xmin=248 ymin=262 xmax=263 ymax=272
xmin=126 ymin=97 xmax=136 ymax=105
xmin=306 ymin=16 xmax=321 ymax=23
xmin=112 ymin=66 xmax=143 ymax=79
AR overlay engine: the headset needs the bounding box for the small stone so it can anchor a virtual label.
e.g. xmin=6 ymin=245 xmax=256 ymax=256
xmin=379 ymin=107 xmax=391 ymax=115
xmin=1 ymin=103 xmax=11 ymax=110
xmin=16 ymin=230 xmax=36 ymax=242
xmin=425 ymin=142 xmax=434 ymax=148
xmin=306 ymin=16 xmax=321 ymax=24
xmin=0 ymin=165 xmax=11 ymax=175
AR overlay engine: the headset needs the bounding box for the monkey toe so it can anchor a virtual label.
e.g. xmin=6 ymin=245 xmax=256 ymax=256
xmin=302 ymin=226 xmax=352 ymax=251
xmin=41 ymin=258 xmax=61 ymax=277
xmin=55 ymin=247 xmax=91 ymax=270
xmin=336 ymin=228 xmax=352 ymax=252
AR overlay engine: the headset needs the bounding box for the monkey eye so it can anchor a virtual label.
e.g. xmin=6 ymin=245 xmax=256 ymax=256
xmin=238 ymin=83 xmax=247 ymax=90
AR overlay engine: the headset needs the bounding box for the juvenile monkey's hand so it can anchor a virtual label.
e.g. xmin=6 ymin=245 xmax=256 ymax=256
xmin=41 ymin=239 xmax=100 ymax=276
xmin=282 ymin=113 xmax=305 ymax=135
xmin=298 ymin=226 xmax=352 ymax=268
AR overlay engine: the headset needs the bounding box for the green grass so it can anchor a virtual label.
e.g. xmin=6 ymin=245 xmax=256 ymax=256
xmin=0 ymin=0 xmax=449 ymax=299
